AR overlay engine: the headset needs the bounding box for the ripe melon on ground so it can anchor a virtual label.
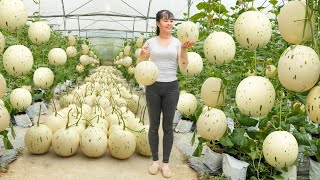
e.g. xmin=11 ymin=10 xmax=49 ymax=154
xmin=80 ymin=127 xmax=108 ymax=158
xmin=52 ymin=127 xmax=80 ymax=157
xmin=108 ymin=129 xmax=136 ymax=159
xmin=134 ymin=125 xmax=151 ymax=156
xmin=24 ymin=124 xmax=52 ymax=154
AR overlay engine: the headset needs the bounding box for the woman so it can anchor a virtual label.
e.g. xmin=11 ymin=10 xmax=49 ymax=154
xmin=137 ymin=10 xmax=194 ymax=178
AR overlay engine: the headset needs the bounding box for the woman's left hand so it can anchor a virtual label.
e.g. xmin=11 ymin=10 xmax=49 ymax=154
xmin=181 ymin=41 xmax=195 ymax=49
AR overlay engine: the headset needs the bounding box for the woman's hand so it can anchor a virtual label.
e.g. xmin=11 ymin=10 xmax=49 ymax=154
xmin=181 ymin=41 xmax=194 ymax=49
xmin=140 ymin=44 xmax=150 ymax=59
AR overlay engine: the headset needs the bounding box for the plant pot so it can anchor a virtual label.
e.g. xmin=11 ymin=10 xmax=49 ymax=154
xmin=222 ymin=153 xmax=249 ymax=180
xmin=203 ymin=146 xmax=223 ymax=175
xmin=309 ymin=157 xmax=320 ymax=180
xmin=277 ymin=165 xmax=297 ymax=180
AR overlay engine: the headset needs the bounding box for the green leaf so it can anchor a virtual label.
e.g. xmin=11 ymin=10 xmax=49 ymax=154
xmin=191 ymin=131 xmax=196 ymax=146
xmin=295 ymin=94 xmax=307 ymax=104
xmin=258 ymin=114 xmax=270 ymax=128
xmin=286 ymin=115 xmax=305 ymax=126
xmin=246 ymin=130 xmax=267 ymax=140
xmin=269 ymin=0 xmax=278 ymax=6
xmin=272 ymin=175 xmax=284 ymax=180
xmin=3 ymin=136 xmax=14 ymax=149
xmin=192 ymin=137 xmax=205 ymax=157
xmin=195 ymin=106 xmax=203 ymax=121
xmin=33 ymin=0 xmax=40 ymax=4
xmin=230 ymin=128 xmax=248 ymax=146
xmin=213 ymin=70 xmax=222 ymax=78
xmin=238 ymin=115 xmax=259 ymax=127
xmin=196 ymin=2 xmax=207 ymax=10
xmin=219 ymin=136 xmax=234 ymax=147
xmin=305 ymin=124 xmax=319 ymax=134
xmin=248 ymin=149 xmax=261 ymax=160
xmin=190 ymin=12 xmax=207 ymax=21
xmin=212 ymin=18 xmax=225 ymax=26
xmin=9 ymin=123 xmax=16 ymax=139
xmin=4 ymin=100 xmax=12 ymax=114
xmin=293 ymin=129 xmax=311 ymax=146
xmin=212 ymin=2 xmax=228 ymax=14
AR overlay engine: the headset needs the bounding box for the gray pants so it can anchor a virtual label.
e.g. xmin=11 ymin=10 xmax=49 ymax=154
xmin=146 ymin=80 xmax=180 ymax=163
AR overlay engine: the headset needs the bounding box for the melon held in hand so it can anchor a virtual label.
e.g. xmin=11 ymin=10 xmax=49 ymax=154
xmin=177 ymin=21 xmax=199 ymax=43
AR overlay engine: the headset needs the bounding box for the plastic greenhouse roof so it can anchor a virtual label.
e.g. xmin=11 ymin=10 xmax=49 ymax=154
xmin=24 ymin=0 xmax=273 ymax=40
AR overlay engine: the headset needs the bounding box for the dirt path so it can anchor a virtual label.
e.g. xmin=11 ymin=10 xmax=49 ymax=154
xmin=0 ymin=89 xmax=198 ymax=180
xmin=0 ymin=137 xmax=196 ymax=180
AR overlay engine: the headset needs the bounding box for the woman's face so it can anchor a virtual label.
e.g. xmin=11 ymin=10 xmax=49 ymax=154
xmin=157 ymin=17 xmax=174 ymax=34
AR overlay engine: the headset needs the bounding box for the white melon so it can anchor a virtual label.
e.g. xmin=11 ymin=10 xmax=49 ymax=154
xmin=204 ymin=32 xmax=236 ymax=65
xmin=236 ymin=76 xmax=275 ymax=117
xmin=3 ymin=45 xmax=33 ymax=76
xmin=234 ymin=11 xmax=272 ymax=50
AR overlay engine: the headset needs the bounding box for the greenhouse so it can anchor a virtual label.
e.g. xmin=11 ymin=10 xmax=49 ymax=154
xmin=0 ymin=0 xmax=319 ymax=179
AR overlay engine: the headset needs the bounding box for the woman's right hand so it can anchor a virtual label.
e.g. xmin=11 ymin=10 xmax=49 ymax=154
xmin=140 ymin=44 xmax=150 ymax=59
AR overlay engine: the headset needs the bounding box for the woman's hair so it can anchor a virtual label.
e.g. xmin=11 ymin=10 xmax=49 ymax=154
xmin=156 ymin=10 xmax=174 ymax=35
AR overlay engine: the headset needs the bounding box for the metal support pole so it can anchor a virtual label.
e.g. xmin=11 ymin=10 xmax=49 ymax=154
xmin=77 ymin=16 xmax=81 ymax=36
xmin=145 ymin=0 xmax=152 ymax=38
xmin=61 ymin=0 xmax=66 ymax=36
xmin=187 ymin=0 xmax=192 ymax=19
xmin=132 ymin=17 xmax=136 ymax=38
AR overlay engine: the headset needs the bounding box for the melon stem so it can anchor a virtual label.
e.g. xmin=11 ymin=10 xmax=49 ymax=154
xmin=36 ymin=105 xmax=42 ymax=127
xmin=52 ymin=98 xmax=58 ymax=116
